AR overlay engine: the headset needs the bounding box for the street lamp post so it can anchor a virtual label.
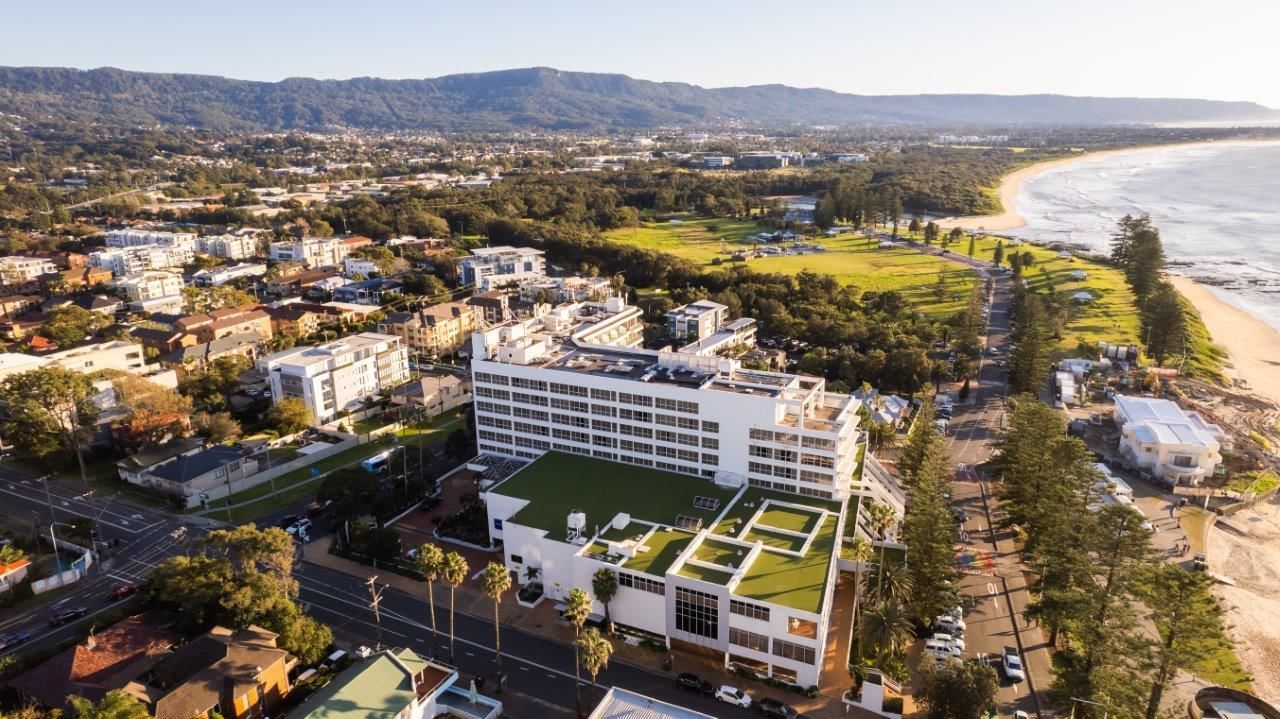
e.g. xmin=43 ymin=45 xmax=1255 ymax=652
xmin=1070 ymin=696 xmax=1109 ymax=719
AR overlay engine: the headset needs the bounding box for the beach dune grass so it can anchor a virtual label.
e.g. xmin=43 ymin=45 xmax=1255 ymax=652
xmin=604 ymin=219 xmax=978 ymax=317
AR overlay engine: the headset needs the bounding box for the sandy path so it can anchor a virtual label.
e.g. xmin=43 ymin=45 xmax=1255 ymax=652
xmin=1208 ymin=505 xmax=1280 ymax=702
xmin=1169 ymin=276 xmax=1280 ymax=407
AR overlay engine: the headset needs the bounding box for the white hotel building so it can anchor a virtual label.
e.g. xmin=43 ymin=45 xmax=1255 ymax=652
xmin=89 ymin=245 xmax=194 ymax=276
xmin=259 ymin=332 xmax=410 ymax=423
xmin=106 ymin=229 xmax=197 ymax=250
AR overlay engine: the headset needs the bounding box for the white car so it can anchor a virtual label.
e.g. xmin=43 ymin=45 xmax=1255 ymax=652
xmin=924 ymin=638 xmax=962 ymax=661
xmin=1002 ymin=647 xmax=1025 ymax=682
xmin=934 ymin=615 xmax=967 ymax=634
xmin=286 ymin=518 xmax=313 ymax=536
xmin=715 ymin=686 xmax=752 ymax=708
xmin=932 ymin=632 xmax=965 ymax=652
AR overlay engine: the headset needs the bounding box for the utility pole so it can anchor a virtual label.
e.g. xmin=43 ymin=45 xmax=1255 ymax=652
xmin=366 ymin=576 xmax=386 ymax=651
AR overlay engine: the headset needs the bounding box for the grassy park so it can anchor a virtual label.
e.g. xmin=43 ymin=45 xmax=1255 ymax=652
xmin=604 ymin=219 xmax=978 ymax=317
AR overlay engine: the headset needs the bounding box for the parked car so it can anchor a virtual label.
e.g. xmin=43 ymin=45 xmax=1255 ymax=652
xmin=1002 ymin=646 xmax=1025 ymax=682
xmin=715 ymin=685 xmax=752 ymax=708
xmin=988 ymin=346 xmax=1001 ymax=356
xmin=49 ymin=606 xmax=88 ymax=626
xmin=951 ymin=507 xmax=969 ymax=523
xmin=107 ymin=583 xmax=141 ymax=600
xmin=286 ymin=518 xmax=313 ymax=536
xmin=675 ymin=672 xmax=714 ymax=695
xmin=278 ymin=514 xmax=300 ymax=529
xmin=932 ymin=632 xmax=965 ymax=652
xmin=925 ymin=638 xmax=962 ymax=660
xmin=934 ymin=615 xmax=966 ymax=634
xmin=1193 ymin=553 xmax=1208 ymax=572
xmin=306 ymin=500 xmax=332 ymax=517
xmin=758 ymin=697 xmax=807 ymax=718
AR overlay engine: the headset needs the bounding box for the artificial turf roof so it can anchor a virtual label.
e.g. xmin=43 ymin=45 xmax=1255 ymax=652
xmin=490 ymin=452 xmax=843 ymax=613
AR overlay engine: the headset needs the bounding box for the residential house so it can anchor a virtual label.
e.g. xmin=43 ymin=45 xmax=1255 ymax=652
xmin=114 ymin=271 xmax=184 ymax=301
xmin=288 ymin=648 xmax=499 ymax=719
xmin=265 ymin=269 xmax=345 ymax=296
xmin=162 ymin=332 xmax=264 ymax=376
xmin=264 ymin=304 xmax=323 ymax=338
xmin=389 ymin=372 xmax=470 ymax=418
xmin=343 ymin=257 xmax=380 ymax=278
xmin=1114 ymin=395 xmax=1224 ymax=485
xmin=378 ymin=301 xmax=478 ymax=358
xmin=125 ymin=625 xmax=294 ymax=719
xmin=47 ymin=265 xmax=113 ymax=291
xmin=588 ymin=688 xmax=713 ymax=719
xmin=0 ymin=556 xmax=31 ymax=593
xmin=41 ymin=340 xmax=147 ymax=375
xmin=9 ymin=615 xmax=179 ymax=711
xmin=192 ymin=263 xmax=268 ymax=287
xmin=130 ymin=327 xmax=198 ymax=358
xmin=331 ymin=277 xmax=401 ymax=305
xmin=182 ymin=308 xmax=274 ymax=343
xmin=128 ymin=295 xmax=187 ymax=316
xmin=457 ymin=246 xmax=546 ymax=290
xmin=123 ymin=443 xmax=259 ymax=505
xmin=0 ymin=294 xmax=41 ymax=317
xmin=258 ymin=333 xmax=409 ymax=423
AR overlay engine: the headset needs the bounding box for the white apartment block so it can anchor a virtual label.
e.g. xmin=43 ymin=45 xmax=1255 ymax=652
xmin=268 ymin=237 xmax=350 ymax=269
xmin=113 ymin=271 xmax=184 ymax=301
xmin=0 ymin=256 xmax=57 ymax=284
xmin=343 ymin=257 xmax=380 ymax=278
xmin=518 ymin=275 xmax=612 ymax=304
xmin=192 ymin=263 xmax=268 ymax=287
xmin=105 ymin=229 xmax=197 ymax=250
xmin=469 ymin=297 xmax=861 ymax=502
xmin=197 ymin=233 xmax=260 ymax=260
xmin=45 ymin=340 xmax=147 ymax=375
xmin=258 ymin=332 xmax=410 ymax=423
xmin=89 ymin=246 xmax=194 ymax=276
xmin=1114 ymin=395 xmax=1224 ymax=485
xmin=458 ymin=246 xmax=546 ymax=290
xmin=666 ymin=300 xmax=728 ymax=340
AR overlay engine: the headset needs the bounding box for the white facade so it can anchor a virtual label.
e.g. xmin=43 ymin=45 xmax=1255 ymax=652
xmin=343 ymin=257 xmax=380 ymax=278
xmin=0 ymin=256 xmax=57 ymax=284
xmin=458 ymin=246 xmax=546 ymax=290
xmin=259 ymin=332 xmax=409 ymax=423
xmin=197 ymin=233 xmax=260 ymax=260
xmin=192 ymin=262 xmax=267 ymax=287
xmin=518 ymin=275 xmax=612 ymax=304
xmin=469 ymin=298 xmax=861 ymax=502
xmin=44 ymin=340 xmax=147 ymax=375
xmin=89 ymin=245 xmax=194 ymax=275
xmin=113 ymin=271 xmax=184 ymax=301
xmin=105 ymin=229 xmax=197 ymax=250
xmin=703 ymin=156 xmax=733 ymax=167
xmin=1114 ymin=395 xmax=1223 ymax=485
xmin=128 ymin=295 xmax=185 ymax=316
xmin=268 ymin=237 xmax=350 ymax=268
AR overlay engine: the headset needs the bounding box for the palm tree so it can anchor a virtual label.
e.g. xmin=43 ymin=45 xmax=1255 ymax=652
xmin=441 ymin=551 xmax=468 ymax=660
xmin=563 ymin=587 xmax=593 ymax=716
xmin=866 ymin=500 xmax=897 ymax=598
xmin=480 ymin=562 xmax=511 ymax=677
xmin=846 ymin=536 xmax=873 ymax=660
xmin=865 ymin=558 xmax=914 ymax=606
xmin=591 ymin=568 xmax=618 ymax=633
xmin=413 ymin=543 xmax=444 ymax=654
xmin=858 ymin=600 xmax=913 ymax=662
xmin=577 ymin=627 xmax=614 ymax=707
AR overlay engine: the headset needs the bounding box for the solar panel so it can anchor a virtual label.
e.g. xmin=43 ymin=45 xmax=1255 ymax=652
xmin=674 ymin=514 xmax=704 ymax=532
xmin=693 ymin=496 xmax=721 ymax=511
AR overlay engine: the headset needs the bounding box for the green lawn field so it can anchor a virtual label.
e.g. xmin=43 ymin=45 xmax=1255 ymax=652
xmin=604 ymin=219 xmax=978 ymax=317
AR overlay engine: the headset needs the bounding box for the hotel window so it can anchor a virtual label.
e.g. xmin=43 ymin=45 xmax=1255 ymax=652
xmin=475 ymin=386 xmax=510 ymax=400
xmin=677 ymin=433 xmax=699 ymax=447
xmin=787 ymin=616 xmax=818 ymax=639
xmin=729 ymin=627 xmax=769 ymax=653
xmin=619 ymin=409 xmax=652 ymax=423
xmin=774 ymin=432 xmax=799 ymax=446
xmin=515 ymin=436 xmax=550 ymax=450
xmin=511 ymin=377 xmax=547 ymax=391
xmin=773 ymin=465 xmax=797 ymax=480
xmin=592 ymin=450 xmax=617 ymax=460
xmin=749 ymin=445 xmax=774 ymax=459
xmin=802 ymin=436 xmax=835 ymax=450
xmin=655 ymin=414 xmax=679 ymax=428
xmin=657 ymin=445 xmax=678 ymax=459
xmin=550 ymin=382 xmax=588 ymax=397
xmin=800 ymin=469 xmax=833 ymax=485
xmin=775 ymin=449 xmax=797 ymax=463
xmin=553 ymin=413 xmax=589 ymax=429
xmin=702 ymin=453 xmax=719 ymax=466
xmin=773 ymin=639 xmax=816 ymax=665
xmin=749 ymin=428 xmax=773 ymax=442
xmin=591 ymin=419 xmax=617 ymax=432
xmin=590 ymin=388 xmax=616 ymax=401
xmin=476 ymin=401 xmax=510 ymax=415
xmin=550 ymin=398 xmax=589 ymax=413
xmin=654 ymin=397 xmax=680 ymax=412
xmin=513 ymin=406 xmax=549 ymax=421
xmin=551 ymin=429 xmax=590 ymax=444
xmin=749 ymin=461 xmax=773 ymax=476
xmin=591 ymin=404 xmax=617 ymax=417
xmin=513 ymin=421 xmax=549 ymax=437
xmin=619 ymin=440 xmax=652 ymax=455
xmin=512 ymin=391 xmax=547 ymax=406
xmin=619 ymin=392 xmax=653 ymax=407
xmin=619 ymin=424 xmax=652 ymax=439
xmin=702 ymin=420 xmax=719 ymax=433
xmin=656 ymin=429 xmax=677 ymax=444
xmin=593 ymin=435 xmax=617 ymax=448
xmin=801 ymin=454 xmax=835 ymax=469
xmin=701 ymin=436 xmax=719 ymax=450
xmin=677 ymin=449 xmax=699 ymax=463
xmin=478 ymin=415 xmax=512 ymax=430
xmin=730 ymin=599 xmax=770 ymax=621
xmin=675 ymin=587 xmax=719 ymax=639
xmin=618 ymin=571 xmax=665 ymax=595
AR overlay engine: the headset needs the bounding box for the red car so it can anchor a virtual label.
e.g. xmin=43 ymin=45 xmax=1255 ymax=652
xmin=107 ymin=583 xmax=140 ymax=601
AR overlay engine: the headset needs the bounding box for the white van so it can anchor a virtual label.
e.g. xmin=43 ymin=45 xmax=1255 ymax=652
xmin=924 ymin=638 xmax=961 ymax=660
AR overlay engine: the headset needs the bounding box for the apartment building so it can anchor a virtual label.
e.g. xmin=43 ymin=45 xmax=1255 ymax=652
xmin=458 ymin=246 xmax=546 ymax=290
xmin=113 ymin=271 xmax=184 ymax=301
xmin=666 ymin=300 xmax=728 ymax=340
xmin=259 ymin=332 xmax=409 ymax=423
xmin=469 ymin=297 xmax=859 ymax=501
xmin=377 ymin=301 xmax=479 ymax=357
xmin=485 ymin=452 xmax=843 ymax=689
xmin=0 ymin=256 xmax=57 ymax=284
xmin=89 ymin=245 xmax=194 ymax=276
xmin=267 ymin=237 xmax=350 ymax=268
xmin=1114 ymin=395 xmax=1224 ymax=485
xmin=105 ymin=229 xmax=197 ymax=250
xmin=44 ymin=340 xmax=147 ymax=375
xmin=519 ymin=275 xmax=612 ymax=303
xmin=192 ymin=262 xmax=267 ymax=287
xmin=180 ymin=308 xmax=274 ymax=343
xmin=196 ymin=232 xmax=260 ymax=260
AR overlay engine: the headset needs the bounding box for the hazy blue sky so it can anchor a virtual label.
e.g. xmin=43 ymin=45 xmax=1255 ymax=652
xmin=5 ymin=0 xmax=1278 ymax=107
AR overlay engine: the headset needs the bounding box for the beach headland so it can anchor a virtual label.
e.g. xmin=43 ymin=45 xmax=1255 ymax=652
xmin=1169 ymin=276 xmax=1280 ymax=406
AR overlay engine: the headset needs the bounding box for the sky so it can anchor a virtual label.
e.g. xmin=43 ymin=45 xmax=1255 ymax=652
xmin=5 ymin=0 xmax=1279 ymax=108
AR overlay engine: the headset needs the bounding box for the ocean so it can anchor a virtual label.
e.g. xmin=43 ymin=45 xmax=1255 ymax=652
xmin=1008 ymin=141 xmax=1280 ymax=333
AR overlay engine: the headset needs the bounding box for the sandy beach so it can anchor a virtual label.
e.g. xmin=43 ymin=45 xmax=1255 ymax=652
xmin=1169 ymin=276 xmax=1280 ymax=406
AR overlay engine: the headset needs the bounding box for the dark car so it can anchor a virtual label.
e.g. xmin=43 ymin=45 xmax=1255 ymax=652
xmin=675 ymin=672 xmax=714 ymax=695
xmin=758 ymin=697 xmax=807 ymax=718
xmin=0 ymin=630 xmax=32 ymax=650
xmin=49 ymin=606 xmax=88 ymax=626
xmin=278 ymin=514 xmax=300 ymax=529
xmin=107 ymin=583 xmax=141 ymax=601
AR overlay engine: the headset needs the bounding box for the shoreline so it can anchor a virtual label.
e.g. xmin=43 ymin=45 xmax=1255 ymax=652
xmin=935 ymin=140 xmax=1273 ymax=232
xmin=1168 ymin=276 xmax=1280 ymax=406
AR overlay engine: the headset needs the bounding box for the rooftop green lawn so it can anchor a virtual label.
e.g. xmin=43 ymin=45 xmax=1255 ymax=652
xmin=623 ymin=528 xmax=694 ymax=577
xmin=603 ymin=223 xmax=978 ymax=317
xmin=735 ymin=514 xmax=838 ymax=614
xmin=712 ymin=488 xmax=842 ymax=539
xmin=491 ymin=452 xmax=738 ymax=535
xmin=694 ymin=539 xmax=749 ymax=568
xmin=600 ymin=523 xmax=647 ymax=544
xmin=745 ymin=528 xmax=808 ymax=553
xmin=756 ymin=505 xmax=820 ymax=534
xmin=677 ymin=562 xmax=735 ymax=585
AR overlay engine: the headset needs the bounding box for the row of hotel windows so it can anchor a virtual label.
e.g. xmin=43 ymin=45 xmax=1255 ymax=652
xmin=674 ymin=590 xmax=817 ymax=666
xmin=747 ymin=460 xmax=834 ymax=486
xmin=749 ymin=445 xmax=836 ymax=469
xmin=749 ymin=477 xmax=834 ymax=498
xmin=728 ymin=628 xmax=817 ymax=665
xmin=477 ymin=433 xmax=716 ymax=479
xmin=477 ymin=408 xmax=720 ymax=452
xmin=475 ymin=388 xmax=717 ymax=433
xmin=474 ymin=374 xmax=701 ymax=414
xmin=617 ymin=571 xmax=665 ymax=595
xmin=749 ymin=428 xmax=836 ymax=452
